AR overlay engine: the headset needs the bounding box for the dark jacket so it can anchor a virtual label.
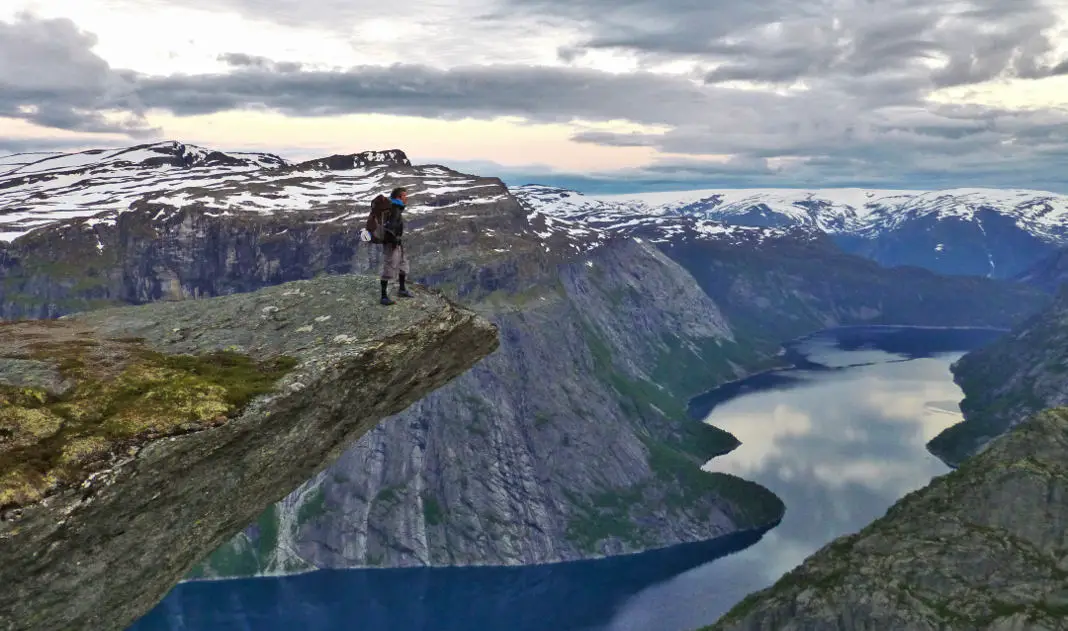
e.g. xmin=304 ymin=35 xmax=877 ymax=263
xmin=384 ymin=198 xmax=405 ymax=243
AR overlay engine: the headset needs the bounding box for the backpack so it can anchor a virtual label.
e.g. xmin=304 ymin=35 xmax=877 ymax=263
xmin=365 ymin=194 xmax=392 ymax=244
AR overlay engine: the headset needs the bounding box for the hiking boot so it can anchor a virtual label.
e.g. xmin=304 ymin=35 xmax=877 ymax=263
xmin=397 ymin=289 xmax=414 ymax=298
xmin=380 ymin=296 xmax=395 ymax=306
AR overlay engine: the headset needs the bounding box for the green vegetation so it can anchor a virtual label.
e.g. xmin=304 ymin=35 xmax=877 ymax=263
xmin=650 ymin=333 xmax=780 ymax=404
xmin=0 ymin=327 xmax=297 ymax=509
xmin=187 ymin=504 xmax=281 ymax=579
xmin=642 ymin=436 xmax=783 ymax=527
xmin=579 ymin=319 xmax=744 ymax=458
xmin=297 ymin=487 xmax=328 ymax=524
xmin=564 ymin=319 xmax=785 ymax=553
xmin=423 ymin=495 xmax=446 ymax=526
xmin=564 ymin=484 xmax=653 ymax=554
xmin=481 ymin=279 xmax=565 ymax=309
xmin=928 ymin=340 xmax=1052 ymax=464
xmin=375 ymin=485 xmax=403 ymax=507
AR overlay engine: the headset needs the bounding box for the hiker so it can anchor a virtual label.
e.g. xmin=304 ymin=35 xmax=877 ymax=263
xmin=378 ymin=187 xmax=412 ymax=305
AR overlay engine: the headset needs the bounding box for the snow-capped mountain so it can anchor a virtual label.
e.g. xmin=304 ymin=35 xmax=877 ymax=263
xmin=0 ymin=141 xmax=291 ymax=240
xmin=0 ymin=140 xmax=597 ymax=319
xmin=515 ymin=185 xmax=1068 ymax=279
xmin=0 ymin=141 xmax=517 ymax=238
xmin=0 ymin=142 xmax=800 ymax=257
xmin=7 ymin=141 xmax=1062 ymax=281
xmin=515 ymin=184 xmax=816 ymax=249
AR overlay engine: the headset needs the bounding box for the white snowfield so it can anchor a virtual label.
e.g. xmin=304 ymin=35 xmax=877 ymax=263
xmin=5 ymin=141 xmax=1068 ymax=254
xmin=514 ymin=184 xmax=1068 ymax=243
xmin=0 ymin=141 xmax=515 ymax=243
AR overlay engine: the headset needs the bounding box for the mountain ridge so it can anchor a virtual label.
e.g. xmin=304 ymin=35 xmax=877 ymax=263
xmin=516 ymin=184 xmax=1068 ymax=279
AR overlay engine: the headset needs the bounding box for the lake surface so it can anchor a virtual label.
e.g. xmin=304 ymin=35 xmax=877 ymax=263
xmin=129 ymin=326 xmax=1004 ymax=631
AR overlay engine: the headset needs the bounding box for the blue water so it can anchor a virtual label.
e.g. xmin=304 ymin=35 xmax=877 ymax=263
xmin=130 ymin=326 xmax=1003 ymax=631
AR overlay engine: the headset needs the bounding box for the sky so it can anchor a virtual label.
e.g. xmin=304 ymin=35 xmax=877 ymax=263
xmin=1 ymin=0 xmax=1068 ymax=193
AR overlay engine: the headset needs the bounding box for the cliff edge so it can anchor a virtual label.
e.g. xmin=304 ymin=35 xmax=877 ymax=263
xmin=704 ymin=408 xmax=1068 ymax=631
xmin=0 ymin=274 xmax=499 ymax=631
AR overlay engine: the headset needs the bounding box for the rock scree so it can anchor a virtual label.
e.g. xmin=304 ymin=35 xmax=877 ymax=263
xmin=0 ymin=274 xmax=499 ymax=631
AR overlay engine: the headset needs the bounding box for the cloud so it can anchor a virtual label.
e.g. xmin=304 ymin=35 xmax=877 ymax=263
xmin=0 ymin=134 xmax=125 ymax=155
xmin=4 ymin=2 xmax=1068 ymax=191
xmin=138 ymin=0 xmax=564 ymax=68
xmin=130 ymin=63 xmax=772 ymax=124
xmin=504 ymin=0 xmax=1066 ymax=91
xmin=217 ymin=53 xmax=304 ymax=73
xmin=498 ymin=157 xmax=1068 ymax=195
xmin=140 ymin=0 xmax=396 ymax=30
xmin=0 ymin=13 xmax=158 ymax=136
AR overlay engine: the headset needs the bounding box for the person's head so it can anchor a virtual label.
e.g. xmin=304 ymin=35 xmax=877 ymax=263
xmin=390 ymin=187 xmax=408 ymax=203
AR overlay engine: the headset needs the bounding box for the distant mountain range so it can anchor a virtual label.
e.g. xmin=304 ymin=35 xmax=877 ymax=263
xmin=6 ymin=142 xmax=1068 ymax=283
xmin=514 ymin=184 xmax=1068 ymax=280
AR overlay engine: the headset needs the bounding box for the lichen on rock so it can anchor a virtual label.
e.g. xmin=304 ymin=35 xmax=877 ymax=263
xmin=0 ymin=324 xmax=298 ymax=509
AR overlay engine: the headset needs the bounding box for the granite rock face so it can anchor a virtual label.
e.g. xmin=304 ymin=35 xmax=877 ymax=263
xmin=706 ymin=408 xmax=1068 ymax=631
xmin=0 ymin=274 xmax=498 ymax=631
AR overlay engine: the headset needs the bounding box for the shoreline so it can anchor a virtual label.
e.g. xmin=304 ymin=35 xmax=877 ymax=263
xmin=178 ymin=519 xmax=784 ymax=585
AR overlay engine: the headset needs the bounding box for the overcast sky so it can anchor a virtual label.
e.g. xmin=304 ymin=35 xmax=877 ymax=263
xmin=2 ymin=0 xmax=1068 ymax=192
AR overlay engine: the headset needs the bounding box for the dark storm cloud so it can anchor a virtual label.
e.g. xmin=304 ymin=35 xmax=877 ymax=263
xmin=0 ymin=13 xmax=157 ymax=136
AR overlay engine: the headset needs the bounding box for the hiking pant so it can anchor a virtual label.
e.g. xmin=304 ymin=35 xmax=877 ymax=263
xmin=381 ymin=243 xmax=409 ymax=281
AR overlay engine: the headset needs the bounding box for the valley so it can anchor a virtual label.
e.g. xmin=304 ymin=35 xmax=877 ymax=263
xmin=130 ymin=324 xmax=1001 ymax=631
xmin=0 ymin=140 xmax=1064 ymax=631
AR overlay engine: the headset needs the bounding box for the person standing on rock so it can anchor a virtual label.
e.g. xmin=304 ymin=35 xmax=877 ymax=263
xmin=380 ymin=187 xmax=412 ymax=305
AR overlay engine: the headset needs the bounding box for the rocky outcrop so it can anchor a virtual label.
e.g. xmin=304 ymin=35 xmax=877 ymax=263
xmin=928 ymin=287 xmax=1068 ymax=466
xmin=288 ymin=149 xmax=410 ymax=171
xmin=704 ymin=408 xmax=1068 ymax=631
xmin=0 ymin=274 xmax=498 ymax=631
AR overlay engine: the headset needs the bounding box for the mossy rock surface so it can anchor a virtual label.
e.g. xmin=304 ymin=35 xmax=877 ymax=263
xmin=0 ymin=274 xmax=498 ymax=631
xmin=0 ymin=319 xmax=297 ymax=509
